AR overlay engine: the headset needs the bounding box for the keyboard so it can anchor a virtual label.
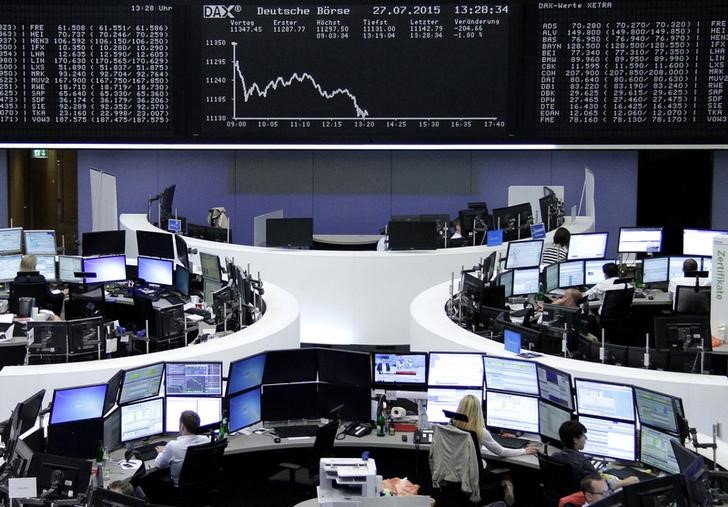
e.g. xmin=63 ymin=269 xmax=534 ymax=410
xmin=607 ymin=466 xmax=655 ymax=482
xmin=135 ymin=440 xmax=168 ymax=461
xmin=185 ymin=307 xmax=210 ymax=318
xmin=491 ymin=434 xmax=530 ymax=449
xmin=274 ymin=425 xmax=320 ymax=438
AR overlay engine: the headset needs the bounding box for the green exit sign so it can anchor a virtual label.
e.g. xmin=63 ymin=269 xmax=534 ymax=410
xmin=31 ymin=149 xmax=48 ymax=159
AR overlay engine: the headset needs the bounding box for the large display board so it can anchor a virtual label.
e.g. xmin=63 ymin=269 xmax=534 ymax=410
xmin=0 ymin=0 xmax=726 ymax=144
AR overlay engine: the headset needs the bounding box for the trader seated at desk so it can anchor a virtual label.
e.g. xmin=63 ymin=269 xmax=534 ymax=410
xmin=583 ymin=263 xmax=626 ymax=302
xmin=11 ymin=254 xmax=64 ymax=318
xmin=668 ymin=258 xmax=710 ymax=299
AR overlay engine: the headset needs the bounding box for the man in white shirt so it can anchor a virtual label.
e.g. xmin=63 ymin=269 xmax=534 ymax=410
xmin=154 ymin=410 xmax=210 ymax=486
xmin=583 ymin=262 xmax=626 ymax=301
xmin=668 ymin=258 xmax=710 ymax=298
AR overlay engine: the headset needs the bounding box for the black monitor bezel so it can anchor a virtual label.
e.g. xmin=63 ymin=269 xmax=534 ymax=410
xmin=227 ymin=386 xmax=263 ymax=433
xmin=136 ymin=230 xmax=175 ymax=260
xmin=535 ymin=363 xmax=574 ymax=411
xmin=119 ymin=396 xmax=165 ymax=443
xmin=505 ymin=239 xmax=544 ymax=269
xmin=226 ymin=352 xmax=267 ymax=397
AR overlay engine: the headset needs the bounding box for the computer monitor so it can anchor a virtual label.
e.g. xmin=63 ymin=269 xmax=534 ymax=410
xmin=639 ymin=426 xmax=680 ymax=475
xmin=670 ymin=440 xmax=714 ymax=507
xmin=227 ymin=353 xmax=266 ymax=396
xmin=492 ymin=203 xmax=533 ymax=241
xmin=674 ymin=285 xmax=711 ymax=315
xmin=426 ymin=388 xmax=482 ymax=424
xmin=538 ymin=400 xmax=572 ymax=444
xmin=585 ymin=259 xmax=616 ymax=286
xmin=118 ymin=362 xmax=165 ymax=405
xmin=165 ymin=361 xmax=223 ymax=396
xmin=428 ymin=352 xmax=484 ymax=388
xmin=34 ymin=254 xmax=56 ymax=281
xmin=504 ymin=328 xmax=521 ymax=354
xmin=502 ymin=322 xmax=542 ymax=353
xmin=261 ymin=383 xmax=318 ymax=422
xmin=154 ymin=304 xmax=186 ymax=342
xmin=580 ymin=415 xmax=636 ymax=462
xmin=536 ymin=364 xmax=573 ymax=410
xmin=483 ymin=356 xmax=539 ymax=396
xmin=58 ymin=255 xmax=83 ymax=283
xmin=27 ymin=321 xmax=67 ymax=356
xmin=567 ymin=232 xmax=608 ymax=260
xmin=505 ymin=240 xmax=544 ymax=269
xmin=668 ymin=256 xmax=692 ymax=280
xmin=120 ymin=397 xmax=165 ymax=442
xmin=137 ymin=256 xmax=174 ymax=286
xmin=0 ymin=227 xmax=22 ymax=254
xmin=480 ymin=284 xmax=506 ymax=310
xmin=541 ymin=303 xmax=581 ymax=339
xmin=199 ymin=252 xmax=221 ymax=282
xmin=458 ymin=208 xmax=489 ymax=240
xmin=388 ymin=221 xmax=438 ymax=250
xmin=159 ymin=184 xmax=175 ymax=222
xmin=82 ymin=230 xmax=125 ymax=256
xmin=16 ymin=389 xmax=46 ymax=435
xmin=24 ymin=230 xmax=56 ymax=255
xmin=28 ymin=452 xmax=92 ymax=499
xmin=203 ymin=278 xmax=223 ymax=305
xmin=136 ymin=230 xmax=174 ymax=260
xmin=530 ymin=223 xmax=546 ymax=240
xmin=486 ymin=229 xmax=504 ymax=246
xmin=104 ymin=370 xmax=123 ymax=415
xmin=641 ymin=257 xmax=669 ymax=284
xmin=266 ymin=218 xmax=314 ymax=249
xmin=618 ymin=227 xmax=663 ymax=253
xmin=481 ymin=251 xmax=498 ymax=283
xmin=372 ymin=352 xmax=428 ymax=388
xmin=317 ymin=348 xmax=370 ymax=388
xmin=575 ymin=378 xmax=635 ymax=421
xmin=558 ymin=260 xmax=585 ymax=288
xmin=318 ymin=383 xmax=371 ymax=422
xmin=486 ymin=391 xmax=539 ymax=433
xmin=462 ymin=273 xmax=485 ymax=304
xmin=622 ymin=474 xmax=686 ymax=506
xmin=0 ymin=254 xmax=21 ymax=282
xmin=654 ymin=315 xmax=711 ymax=351
xmin=539 ymin=191 xmax=562 ymax=232
xmin=542 ymin=263 xmax=558 ymax=293
xmin=512 ymin=268 xmax=540 ymax=296
xmin=67 ymin=316 xmax=103 ymax=355
xmin=167 ymin=218 xmax=183 ymax=234
xmin=82 ymin=255 xmax=127 ymax=283
xmin=50 ymin=383 xmax=107 ymax=425
xmin=164 ymin=396 xmax=222 ymax=432
xmin=263 ymin=348 xmax=318 ymax=384
xmin=496 ymin=270 xmax=513 ymax=298
xmin=174 ymin=264 xmax=190 ymax=297
xmin=634 ymin=385 xmax=681 ymax=435
xmin=228 ymin=387 xmax=262 ymax=433
xmin=683 ymin=228 xmax=728 ymax=257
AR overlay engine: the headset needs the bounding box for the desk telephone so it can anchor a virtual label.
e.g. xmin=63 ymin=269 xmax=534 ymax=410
xmin=344 ymin=422 xmax=372 ymax=437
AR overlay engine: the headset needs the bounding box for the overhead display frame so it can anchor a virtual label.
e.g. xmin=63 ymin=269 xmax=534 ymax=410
xmin=0 ymin=0 xmax=727 ymax=147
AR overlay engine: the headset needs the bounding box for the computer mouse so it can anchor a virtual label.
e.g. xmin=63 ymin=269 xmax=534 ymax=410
xmin=274 ymin=437 xmax=281 ymax=443
xmin=648 ymin=295 xmax=654 ymax=300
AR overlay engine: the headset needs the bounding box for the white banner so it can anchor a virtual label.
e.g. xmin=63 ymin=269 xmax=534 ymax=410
xmin=90 ymin=168 xmax=118 ymax=231
xmin=711 ymin=235 xmax=728 ymax=341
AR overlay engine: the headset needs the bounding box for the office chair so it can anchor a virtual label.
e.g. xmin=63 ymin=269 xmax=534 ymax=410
xmin=598 ymin=287 xmax=635 ymax=346
xmin=537 ymin=452 xmax=580 ymax=507
xmin=176 ymin=438 xmax=228 ymax=507
xmin=8 ymin=280 xmax=51 ymax=315
xmin=430 ymin=423 xmax=483 ymax=506
xmin=66 ymin=283 xmax=105 ymax=320
xmin=674 ymin=285 xmax=711 ymax=315
xmin=268 ymin=419 xmax=339 ymax=493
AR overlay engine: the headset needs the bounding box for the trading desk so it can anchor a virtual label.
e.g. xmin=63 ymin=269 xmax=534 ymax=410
xmin=121 ymin=213 xmax=594 ymax=345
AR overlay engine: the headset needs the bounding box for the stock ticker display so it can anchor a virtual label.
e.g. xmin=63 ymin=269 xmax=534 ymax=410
xmin=0 ymin=0 xmax=726 ymax=144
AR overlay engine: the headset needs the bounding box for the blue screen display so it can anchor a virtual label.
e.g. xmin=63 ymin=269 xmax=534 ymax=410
xmin=83 ymin=255 xmax=127 ymax=283
xmin=227 ymin=353 xmax=266 ymax=396
xmin=504 ymin=329 xmax=521 ymax=354
xmin=229 ymin=387 xmax=261 ymax=432
xmin=50 ymin=384 xmax=107 ymax=425
xmin=137 ymin=256 xmax=174 ymax=286
xmin=487 ymin=229 xmax=504 ymax=246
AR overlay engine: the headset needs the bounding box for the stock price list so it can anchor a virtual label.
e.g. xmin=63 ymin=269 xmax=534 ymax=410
xmin=535 ymin=0 xmax=728 ymax=141
xmin=0 ymin=2 xmax=178 ymax=140
xmin=199 ymin=2 xmax=514 ymax=142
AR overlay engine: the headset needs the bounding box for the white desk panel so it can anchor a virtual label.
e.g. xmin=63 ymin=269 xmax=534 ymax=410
xmin=409 ymin=281 xmax=728 ymax=468
xmin=121 ymin=214 xmax=594 ymax=345
xmin=0 ymin=282 xmax=299 ymax=417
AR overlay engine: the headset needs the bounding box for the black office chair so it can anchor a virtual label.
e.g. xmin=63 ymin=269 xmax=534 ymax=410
xmin=176 ymin=438 xmax=228 ymax=507
xmin=537 ymin=452 xmax=579 ymax=507
xmin=598 ymin=287 xmax=635 ymax=346
xmin=8 ymin=280 xmax=53 ymax=315
xmin=268 ymin=419 xmax=339 ymax=493
xmin=674 ymin=286 xmax=711 ymax=315
xmin=66 ymin=283 xmax=105 ymax=320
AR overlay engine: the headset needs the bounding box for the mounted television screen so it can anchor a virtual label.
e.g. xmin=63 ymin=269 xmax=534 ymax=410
xmin=618 ymin=227 xmax=663 ymax=254
xmin=136 ymin=230 xmax=175 ymax=260
xmin=372 ymin=352 xmax=427 ymax=387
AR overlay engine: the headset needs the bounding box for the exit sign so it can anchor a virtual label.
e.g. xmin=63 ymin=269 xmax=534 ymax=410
xmin=31 ymin=149 xmax=48 ymax=158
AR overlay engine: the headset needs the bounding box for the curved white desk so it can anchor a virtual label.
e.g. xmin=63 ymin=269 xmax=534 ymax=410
xmin=121 ymin=214 xmax=594 ymax=345
xmin=409 ymin=281 xmax=728 ymax=467
xmin=0 ymin=282 xmax=300 ymax=416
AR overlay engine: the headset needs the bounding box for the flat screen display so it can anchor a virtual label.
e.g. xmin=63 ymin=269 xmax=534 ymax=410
xmin=120 ymin=397 xmax=164 ymax=443
xmin=486 ymin=229 xmax=504 ymax=247
xmin=0 ymin=227 xmax=22 ymax=254
xmin=137 ymin=256 xmax=174 ymax=286
xmin=372 ymin=353 xmax=427 ymax=386
xmin=228 ymin=387 xmax=262 ymax=432
xmin=668 ymin=256 xmax=691 ymax=280
xmin=118 ymin=363 xmax=165 ymax=405
xmin=497 ymin=270 xmax=513 ymax=298
xmin=24 ymin=230 xmax=56 ymax=255
xmin=50 ymin=384 xmax=107 ymax=425
xmin=199 ymin=252 xmax=221 ymax=282
xmin=585 ymin=259 xmax=616 ymax=286
xmin=0 ymin=254 xmax=21 ymax=282
xmin=486 ymin=391 xmax=539 ymax=433
xmin=567 ymin=233 xmax=608 ymax=260
xmin=683 ymin=229 xmax=728 ymax=257
xmin=227 ymin=353 xmax=266 ymax=396
xmin=642 ymin=257 xmax=669 ymax=284
xmin=558 ymin=260 xmax=585 ymax=288
xmin=136 ymin=230 xmax=175 ymax=260
xmin=164 ymin=396 xmax=221 ymax=432
xmin=634 ymin=386 xmax=680 ymax=435
xmin=512 ymin=267 xmax=540 ymax=296
xmin=82 ymin=255 xmax=127 ymax=283
xmin=580 ymin=415 xmax=636 ymax=462
xmin=640 ymin=426 xmax=680 ymax=474
xmin=505 ymin=240 xmax=544 ymax=269
xmin=58 ymin=255 xmax=83 ymax=283
xmin=575 ymin=379 xmax=635 ymax=422
xmin=618 ymin=227 xmax=663 ymax=254
xmin=504 ymin=329 xmax=521 ymax=355
xmin=544 ymin=263 xmax=559 ymax=292
xmin=165 ymin=362 xmax=222 ymax=397
xmin=428 ymin=352 xmax=484 ymax=388
xmin=484 ymin=356 xmax=539 ymax=396
xmin=537 ymin=364 xmax=573 ymax=410
xmin=426 ymin=388 xmax=482 ymax=424
xmin=35 ymin=254 xmax=56 ymax=281
xmin=539 ymin=400 xmax=572 ymax=442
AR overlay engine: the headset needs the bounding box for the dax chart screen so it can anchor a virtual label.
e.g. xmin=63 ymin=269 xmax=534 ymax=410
xmin=197 ymin=2 xmax=516 ymax=142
